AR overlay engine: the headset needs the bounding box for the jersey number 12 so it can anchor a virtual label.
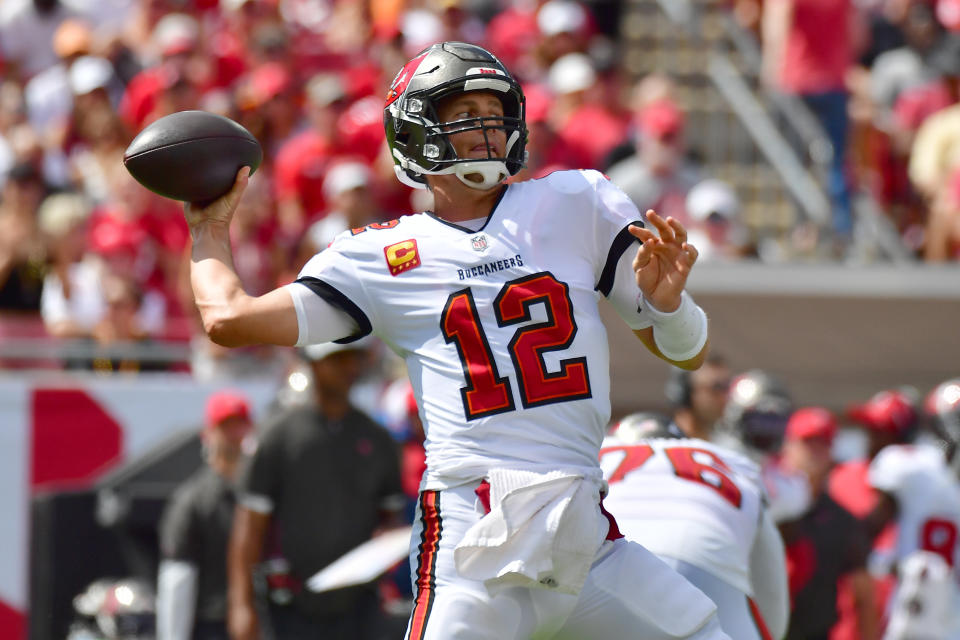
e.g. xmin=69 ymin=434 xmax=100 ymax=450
xmin=441 ymin=272 xmax=592 ymax=420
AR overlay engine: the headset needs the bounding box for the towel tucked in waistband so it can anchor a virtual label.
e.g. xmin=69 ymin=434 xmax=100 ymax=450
xmin=453 ymin=468 xmax=610 ymax=596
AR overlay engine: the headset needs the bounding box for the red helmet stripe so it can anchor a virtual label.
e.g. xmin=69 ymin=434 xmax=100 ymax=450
xmin=385 ymin=50 xmax=431 ymax=107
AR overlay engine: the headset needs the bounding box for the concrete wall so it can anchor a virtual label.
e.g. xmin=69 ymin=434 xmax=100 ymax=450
xmin=605 ymin=261 xmax=960 ymax=419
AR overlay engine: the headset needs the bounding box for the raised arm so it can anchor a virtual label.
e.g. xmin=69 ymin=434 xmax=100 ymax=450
xmin=186 ymin=168 xmax=299 ymax=347
xmin=629 ymin=210 xmax=708 ymax=370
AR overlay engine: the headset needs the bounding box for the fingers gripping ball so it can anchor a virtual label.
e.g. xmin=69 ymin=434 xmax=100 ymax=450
xmin=123 ymin=110 xmax=262 ymax=204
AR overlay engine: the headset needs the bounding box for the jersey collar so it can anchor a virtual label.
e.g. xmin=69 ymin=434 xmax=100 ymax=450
xmin=424 ymin=184 xmax=510 ymax=233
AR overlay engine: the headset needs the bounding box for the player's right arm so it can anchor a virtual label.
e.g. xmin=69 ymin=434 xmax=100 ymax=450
xmin=185 ymin=168 xmax=300 ymax=347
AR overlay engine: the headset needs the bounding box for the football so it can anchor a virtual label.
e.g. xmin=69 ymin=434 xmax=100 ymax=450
xmin=123 ymin=110 xmax=262 ymax=204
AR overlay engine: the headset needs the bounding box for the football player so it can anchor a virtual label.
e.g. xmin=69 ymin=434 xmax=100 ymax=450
xmin=865 ymin=379 xmax=960 ymax=639
xmin=716 ymin=369 xmax=812 ymax=524
xmin=185 ymin=42 xmax=728 ymax=639
xmin=600 ymin=412 xmax=789 ymax=640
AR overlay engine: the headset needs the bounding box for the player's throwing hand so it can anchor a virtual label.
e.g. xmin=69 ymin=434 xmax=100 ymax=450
xmin=183 ymin=166 xmax=251 ymax=233
xmin=629 ymin=210 xmax=699 ymax=313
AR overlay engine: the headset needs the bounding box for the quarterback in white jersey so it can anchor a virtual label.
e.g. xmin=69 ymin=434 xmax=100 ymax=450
xmin=600 ymin=414 xmax=788 ymax=640
xmin=184 ymin=42 xmax=727 ymax=640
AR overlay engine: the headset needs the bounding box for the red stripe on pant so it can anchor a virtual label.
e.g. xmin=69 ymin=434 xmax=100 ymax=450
xmin=747 ymin=597 xmax=773 ymax=640
xmin=407 ymin=490 xmax=442 ymax=640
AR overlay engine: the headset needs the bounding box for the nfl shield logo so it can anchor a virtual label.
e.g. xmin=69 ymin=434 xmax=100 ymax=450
xmin=471 ymin=235 xmax=488 ymax=252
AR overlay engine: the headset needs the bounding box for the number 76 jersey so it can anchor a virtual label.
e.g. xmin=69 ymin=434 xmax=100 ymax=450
xmin=599 ymin=436 xmax=765 ymax=597
xmin=293 ymin=170 xmax=650 ymax=490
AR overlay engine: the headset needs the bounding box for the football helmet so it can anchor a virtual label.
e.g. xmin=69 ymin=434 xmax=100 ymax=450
xmin=609 ymin=411 xmax=680 ymax=443
xmin=721 ymin=369 xmax=793 ymax=454
xmin=383 ymin=42 xmax=527 ymax=191
xmin=846 ymin=388 xmax=919 ymax=440
xmin=925 ymin=378 xmax=960 ymax=445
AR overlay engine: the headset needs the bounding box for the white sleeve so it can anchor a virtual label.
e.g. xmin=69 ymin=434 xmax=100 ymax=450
xmin=749 ymin=510 xmax=790 ymax=640
xmin=605 ymin=248 xmax=653 ymax=330
xmin=285 ymin=282 xmax=361 ymax=346
xmin=156 ymin=559 xmax=198 ymax=640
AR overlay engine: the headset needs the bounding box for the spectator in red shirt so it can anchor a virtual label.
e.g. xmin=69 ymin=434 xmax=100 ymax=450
xmin=272 ymin=71 xmax=349 ymax=245
xmin=510 ymin=82 xmax=589 ymax=181
xmin=545 ymin=52 xmax=628 ymax=170
xmin=762 ymin=0 xmax=861 ymax=249
xmin=236 ymin=62 xmax=302 ymax=162
xmin=485 ymin=0 xmax=542 ymax=80
xmin=118 ymin=12 xmax=207 ymax=130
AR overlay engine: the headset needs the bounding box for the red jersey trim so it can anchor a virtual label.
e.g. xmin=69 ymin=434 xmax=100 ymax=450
xmin=409 ymin=490 xmax=442 ymax=640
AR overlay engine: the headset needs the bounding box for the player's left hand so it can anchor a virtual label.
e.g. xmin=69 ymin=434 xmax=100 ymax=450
xmin=629 ymin=210 xmax=698 ymax=312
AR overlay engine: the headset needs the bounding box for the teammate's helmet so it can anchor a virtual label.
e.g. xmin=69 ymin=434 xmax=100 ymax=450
xmin=925 ymin=378 xmax=960 ymax=445
xmin=609 ymin=411 xmax=681 ymax=443
xmin=722 ymin=369 xmax=793 ymax=454
xmin=383 ymin=42 xmax=527 ymax=191
xmin=846 ymin=388 xmax=919 ymax=441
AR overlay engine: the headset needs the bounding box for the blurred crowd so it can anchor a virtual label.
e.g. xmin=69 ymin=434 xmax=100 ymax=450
xmin=2 ymin=0 xmax=960 ymax=374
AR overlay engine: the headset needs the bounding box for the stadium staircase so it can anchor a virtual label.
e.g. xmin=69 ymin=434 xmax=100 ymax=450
xmin=619 ymin=0 xmax=911 ymax=262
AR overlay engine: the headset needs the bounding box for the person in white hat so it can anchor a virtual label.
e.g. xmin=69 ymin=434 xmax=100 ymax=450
xmin=684 ymin=178 xmax=750 ymax=261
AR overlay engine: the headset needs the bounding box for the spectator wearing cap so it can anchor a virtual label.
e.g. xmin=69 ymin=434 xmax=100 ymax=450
xmin=228 ymin=339 xmax=403 ymax=640
xmin=510 ymin=82 xmax=590 ymax=181
xmin=545 ymin=52 xmax=628 ymax=170
xmin=22 ymin=17 xmax=94 ymax=132
xmin=534 ymin=0 xmax=594 ymax=70
xmin=63 ymin=55 xmax=131 ymax=204
xmin=237 ymin=62 xmax=300 ymax=162
xmin=299 ymin=161 xmax=381 ymax=263
xmin=684 ymin=178 xmax=752 ymax=261
xmin=780 ymin=407 xmax=880 ymax=640
xmin=272 ymin=72 xmax=350 ymax=246
xmin=157 ymin=390 xmax=254 ymax=640
xmin=607 ymin=94 xmax=702 ymax=226
xmin=118 ymin=12 xmax=207 ymax=130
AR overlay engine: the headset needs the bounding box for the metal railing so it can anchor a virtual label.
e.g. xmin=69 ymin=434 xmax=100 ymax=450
xmin=636 ymin=0 xmax=913 ymax=261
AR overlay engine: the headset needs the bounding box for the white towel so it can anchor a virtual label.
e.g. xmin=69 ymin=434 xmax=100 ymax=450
xmin=453 ymin=468 xmax=609 ymax=596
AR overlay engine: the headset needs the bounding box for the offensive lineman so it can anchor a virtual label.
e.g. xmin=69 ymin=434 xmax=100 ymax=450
xmin=184 ymin=42 xmax=729 ymax=639
xmin=865 ymin=378 xmax=960 ymax=639
xmin=600 ymin=412 xmax=789 ymax=640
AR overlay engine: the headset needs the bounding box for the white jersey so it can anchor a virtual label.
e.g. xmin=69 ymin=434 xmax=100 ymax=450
xmin=292 ymin=170 xmax=650 ymax=489
xmin=599 ymin=436 xmax=764 ymax=596
xmin=869 ymin=443 xmax=960 ymax=573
